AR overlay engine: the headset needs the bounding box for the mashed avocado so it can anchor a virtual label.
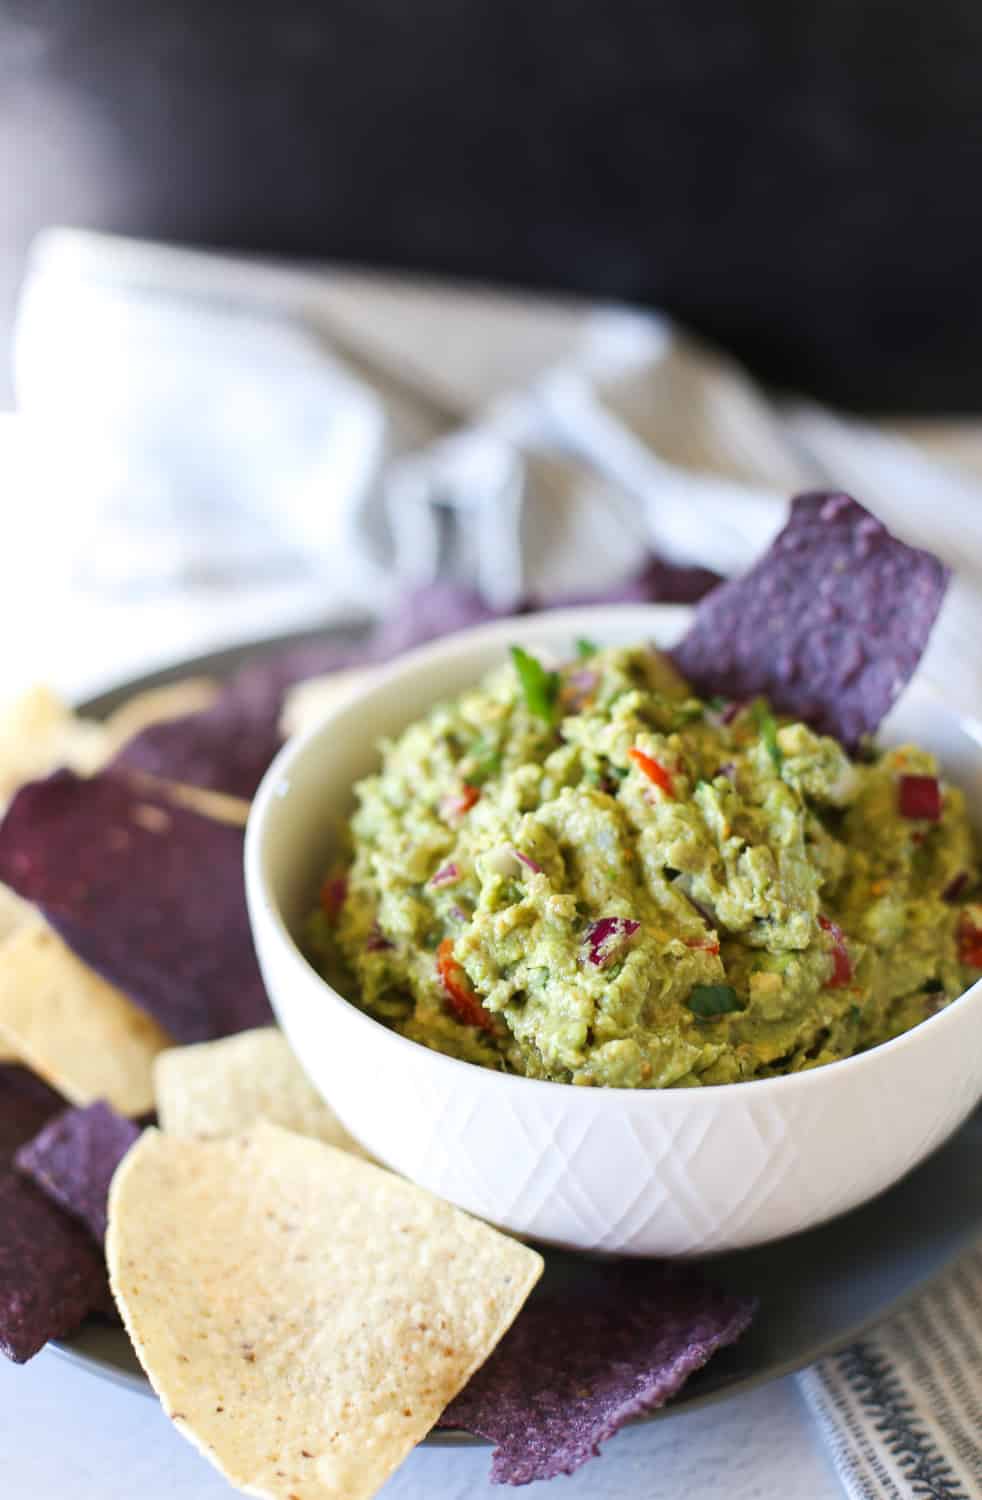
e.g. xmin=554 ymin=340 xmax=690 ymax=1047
xmin=308 ymin=644 xmax=982 ymax=1088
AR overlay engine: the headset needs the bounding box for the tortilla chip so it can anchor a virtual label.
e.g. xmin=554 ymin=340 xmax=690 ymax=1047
xmin=546 ymin=553 xmax=722 ymax=608
xmin=0 ymin=685 xmax=108 ymax=807
xmin=0 ymin=922 xmax=169 ymax=1115
xmin=154 ymin=1028 xmax=370 ymax=1157
xmin=441 ymin=1260 xmax=756 ymax=1482
xmin=0 ymin=1064 xmax=108 ymax=1361
xmin=0 ymin=885 xmax=32 ymax=1063
xmin=279 ymin=667 xmax=379 ymax=739
xmin=102 ymin=677 xmax=221 ymax=754
xmin=122 ymin=771 xmax=251 ymax=827
xmin=0 ymin=769 xmax=271 ymax=1043
xmin=107 ymin=1124 xmax=543 ymax=1500
xmin=670 ymin=492 xmax=950 ymax=748
xmin=15 ymin=1101 xmax=140 ymax=1242
xmin=109 ymin=647 xmax=324 ymax=799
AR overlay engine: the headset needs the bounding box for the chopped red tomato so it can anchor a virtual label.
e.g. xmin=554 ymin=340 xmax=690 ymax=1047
xmin=436 ymin=938 xmax=496 ymax=1031
xmin=957 ymin=910 xmax=982 ymax=969
xmin=440 ymin=783 xmax=481 ymax=823
xmin=818 ymin=914 xmax=853 ymax=988
xmin=684 ymin=936 xmax=720 ymax=955
xmin=628 ymin=748 xmax=675 ymax=798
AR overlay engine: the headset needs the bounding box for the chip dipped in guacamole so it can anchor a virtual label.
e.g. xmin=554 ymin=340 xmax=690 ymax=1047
xmin=308 ymin=641 xmax=981 ymax=1089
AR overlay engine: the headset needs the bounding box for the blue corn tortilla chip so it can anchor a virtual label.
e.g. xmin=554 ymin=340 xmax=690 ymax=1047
xmin=440 ymin=1260 xmax=755 ymax=1484
xmin=0 ymin=770 xmax=272 ymax=1042
xmin=0 ymin=1065 xmax=109 ymax=1362
xmin=670 ymin=492 xmax=950 ymax=749
xmin=15 ymin=1101 xmax=140 ymax=1243
xmin=550 ymin=554 xmax=722 ymax=609
xmin=111 ymin=642 xmax=349 ymax=800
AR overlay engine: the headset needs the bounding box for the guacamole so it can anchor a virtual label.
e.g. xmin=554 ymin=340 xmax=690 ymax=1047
xmin=308 ymin=644 xmax=982 ymax=1088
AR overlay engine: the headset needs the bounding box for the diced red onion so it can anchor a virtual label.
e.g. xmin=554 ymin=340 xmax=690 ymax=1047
xmin=562 ymin=668 xmax=599 ymax=713
xmin=515 ymin=850 xmax=543 ymax=875
xmin=943 ymin=871 xmax=969 ymax=903
xmin=685 ymin=895 xmax=714 ymax=927
xmin=898 ymin=774 xmax=942 ymax=822
xmin=366 ymin=925 xmax=394 ymax=952
xmin=430 ymin=862 xmax=460 ymax=888
xmin=584 ymin=916 xmax=641 ymax=968
xmin=448 ymin=905 xmax=468 ymax=923
xmin=720 ymin=700 xmax=744 ymax=726
xmin=714 ymin=763 xmax=737 ymax=784
xmin=817 ymin=914 xmax=852 ymax=987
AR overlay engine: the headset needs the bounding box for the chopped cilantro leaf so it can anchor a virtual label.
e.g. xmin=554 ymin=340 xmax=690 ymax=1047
xmin=511 ymin=645 xmax=560 ymax=725
xmin=752 ymin=698 xmax=783 ymax=771
xmin=687 ymin=983 xmax=741 ymax=1018
xmin=575 ymin=637 xmax=598 ymax=659
xmin=468 ymin=752 xmax=502 ymax=785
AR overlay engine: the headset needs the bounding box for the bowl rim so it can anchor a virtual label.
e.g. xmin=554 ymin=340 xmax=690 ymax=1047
xmin=245 ymin=603 xmax=982 ymax=1108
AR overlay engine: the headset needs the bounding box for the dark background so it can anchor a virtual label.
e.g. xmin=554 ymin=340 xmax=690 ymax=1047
xmin=3 ymin=0 xmax=982 ymax=411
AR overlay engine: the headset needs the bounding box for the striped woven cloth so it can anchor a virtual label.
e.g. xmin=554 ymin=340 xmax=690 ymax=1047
xmin=801 ymin=1248 xmax=982 ymax=1500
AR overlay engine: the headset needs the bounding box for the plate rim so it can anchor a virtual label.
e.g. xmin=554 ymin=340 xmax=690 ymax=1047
xmin=46 ymin=618 xmax=982 ymax=1435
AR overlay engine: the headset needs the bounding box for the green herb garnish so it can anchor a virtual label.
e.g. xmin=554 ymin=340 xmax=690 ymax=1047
xmin=575 ymin=637 xmax=598 ymax=659
xmin=751 ymin=698 xmax=783 ymax=771
xmin=687 ymin=983 xmax=741 ymax=1018
xmin=511 ymin=645 xmax=560 ymax=725
xmin=849 ymin=1004 xmax=862 ymax=1023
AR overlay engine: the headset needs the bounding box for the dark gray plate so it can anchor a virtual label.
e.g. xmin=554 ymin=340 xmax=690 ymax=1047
xmin=50 ymin=627 xmax=982 ymax=1429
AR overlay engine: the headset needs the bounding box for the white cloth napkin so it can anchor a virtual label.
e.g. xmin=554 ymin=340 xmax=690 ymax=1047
xmin=12 ymin=228 xmax=982 ymax=1498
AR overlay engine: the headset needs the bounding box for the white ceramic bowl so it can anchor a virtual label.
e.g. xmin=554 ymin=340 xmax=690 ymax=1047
xmin=245 ymin=606 xmax=982 ymax=1257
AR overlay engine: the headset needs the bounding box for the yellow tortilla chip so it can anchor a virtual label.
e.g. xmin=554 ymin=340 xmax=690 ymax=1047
xmin=0 ymin=882 xmax=30 ymax=945
xmin=102 ymin=677 xmax=220 ymax=754
xmin=123 ymin=771 xmax=250 ymax=827
xmin=279 ymin=667 xmax=378 ymax=740
xmin=0 ymin=922 xmax=171 ymax=1114
xmin=154 ymin=1027 xmax=370 ymax=1156
xmin=108 ymin=1124 xmax=542 ymax=1500
xmin=0 ymin=685 xmax=108 ymax=806
xmin=0 ymin=886 xmax=32 ymax=1063
xmin=0 ymin=679 xmax=244 ymax=828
